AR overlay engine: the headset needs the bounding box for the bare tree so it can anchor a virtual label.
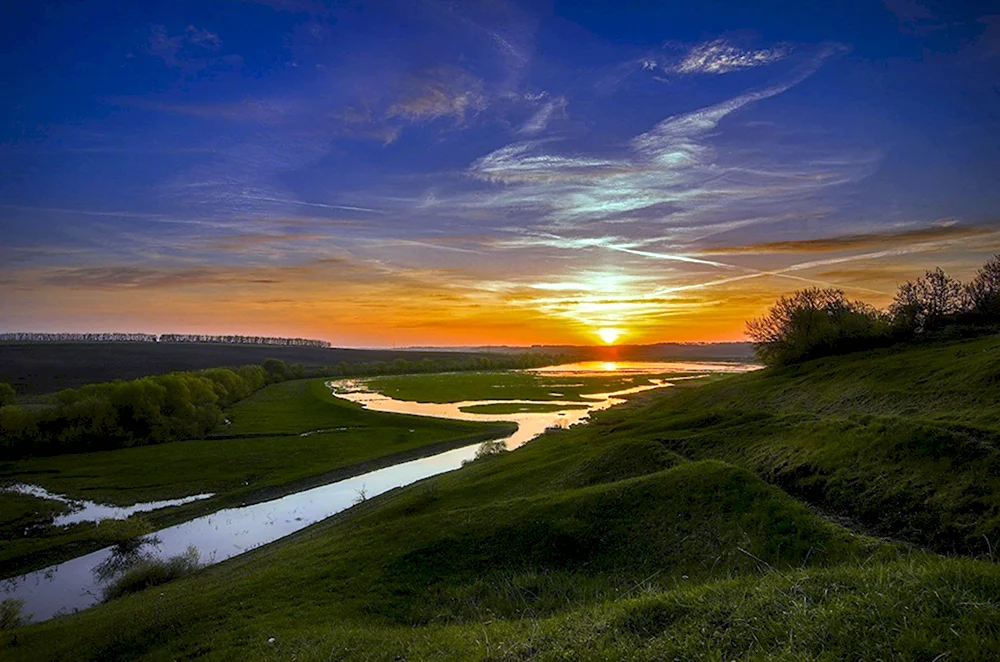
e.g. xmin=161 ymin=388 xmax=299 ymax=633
xmin=966 ymin=254 xmax=1000 ymax=321
xmin=890 ymin=267 xmax=966 ymax=333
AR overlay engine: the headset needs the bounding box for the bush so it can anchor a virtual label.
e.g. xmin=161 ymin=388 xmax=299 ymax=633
xmin=747 ymin=288 xmax=891 ymax=366
xmin=0 ymin=599 xmax=28 ymax=630
xmin=0 ymin=382 xmax=15 ymax=407
xmin=101 ymin=547 xmax=200 ymax=601
xmin=462 ymin=439 xmax=508 ymax=465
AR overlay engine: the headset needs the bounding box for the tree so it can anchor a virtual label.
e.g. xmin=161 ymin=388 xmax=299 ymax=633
xmin=966 ymin=254 xmax=1000 ymax=322
xmin=747 ymin=288 xmax=890 ymax=366
xmin=890 ymin=267 xmax=966 ymax=333
xmin=262 ymin=359 xmax=287 ymax=382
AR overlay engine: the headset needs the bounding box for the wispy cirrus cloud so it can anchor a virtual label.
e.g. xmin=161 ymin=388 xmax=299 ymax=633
xmin=699 ymin=221 xmax=1000 ymax=254
xmin=641 ymin=38 xmax=789 ymax=76
xmin=675 ymin=38 xmax=789 ymax=74
xmin=386 ymin=68 xmax=488 ymax=123
xmin=460 ymin=43 xmax=860 ymax=234
xmin=518 ymin=95 xmax=567 ymax=135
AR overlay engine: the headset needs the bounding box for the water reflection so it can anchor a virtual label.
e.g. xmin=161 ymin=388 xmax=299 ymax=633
xmin=529 ymin=360 xmax=761 ymax=376
xmin=1 ymin=484 xmax=215 ymax=526
xmin=327 ymin=378 xmax=672 ymax=449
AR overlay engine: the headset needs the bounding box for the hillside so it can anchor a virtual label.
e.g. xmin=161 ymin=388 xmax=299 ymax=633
xmin=4 ymin=337 xmax=1000 ymax=659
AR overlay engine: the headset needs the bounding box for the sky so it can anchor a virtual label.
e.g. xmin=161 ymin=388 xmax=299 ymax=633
xmin=1 ymin=0 xmax=998 ymax=347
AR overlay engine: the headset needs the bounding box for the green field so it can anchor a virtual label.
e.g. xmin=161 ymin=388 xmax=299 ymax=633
xmin=363 ymin=370 xmax=676 ymax=403
xmin=0 ymin=379 xmax=514 ymax=576
xmin=5 ymin=337 xmax=1000 ymax=659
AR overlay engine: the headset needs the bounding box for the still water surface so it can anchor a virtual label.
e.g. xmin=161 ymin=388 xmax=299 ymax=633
xmin=2 ymin=361 xmax=757 ymax=622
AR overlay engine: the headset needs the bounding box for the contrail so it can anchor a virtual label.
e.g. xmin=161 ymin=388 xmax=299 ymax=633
xmin=248 ymin=197 xmax=383 ymax=214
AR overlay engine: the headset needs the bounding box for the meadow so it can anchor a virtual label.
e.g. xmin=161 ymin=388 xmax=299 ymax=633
xmin=364 ymin=370 xmax=679 ymax=403
xmin=0 ymin=378 xmax=513 ymax=576
xmin=3 ymin=336 xmax=1000 ymax=659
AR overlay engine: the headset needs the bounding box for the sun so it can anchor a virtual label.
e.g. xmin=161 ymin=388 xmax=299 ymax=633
xmin=597 ymin=328 xmax=621 ymax=345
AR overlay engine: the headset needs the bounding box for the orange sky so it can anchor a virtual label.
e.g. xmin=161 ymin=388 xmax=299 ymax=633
xmin=3 ymin=224 xmax=996 ymax=347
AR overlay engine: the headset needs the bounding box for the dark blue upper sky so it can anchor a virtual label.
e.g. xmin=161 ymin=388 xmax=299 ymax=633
xmin=1 ymin=0 xmax=998 ymax=345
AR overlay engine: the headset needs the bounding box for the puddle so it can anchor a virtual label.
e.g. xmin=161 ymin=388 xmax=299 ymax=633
xmin=2 ymin=484 xmax=214 ymax=527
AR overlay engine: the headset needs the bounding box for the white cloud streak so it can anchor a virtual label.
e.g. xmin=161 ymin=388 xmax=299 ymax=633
xmin=676 ymin=39 xmax=788 ymax=74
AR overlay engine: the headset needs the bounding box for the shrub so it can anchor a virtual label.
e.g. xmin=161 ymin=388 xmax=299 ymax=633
xmin=101 ymin=547 xmax=200 ymax=601
xmin=747 ymin=288 xmax=891 ymax=365
xmin=0 ymin=382 xmax=15 ymax=407
xmin=462 ymin=439 xmax=508 ymax=465
xmin=0 ymin=599 xmax=29 ymax=630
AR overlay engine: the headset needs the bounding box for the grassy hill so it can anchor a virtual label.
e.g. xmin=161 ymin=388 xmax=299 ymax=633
xmin=4 ymin=337 xmax=1000 ymax=659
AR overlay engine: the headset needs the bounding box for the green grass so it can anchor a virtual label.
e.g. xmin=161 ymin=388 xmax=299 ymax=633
xmin=458 ymin=402 xmax=590 ymax=414
xmin=0 ymin=378 xmax=513 ymax=576
xmin=5 ymin=339 xmax=1000 ymax=659
xmin=605 ymin=335 xmax=1000 ymax=554
xmin=363 ymin=371 xmax=673 ymax=403
xmin=0 ymin=492 xmax=70 ymax=542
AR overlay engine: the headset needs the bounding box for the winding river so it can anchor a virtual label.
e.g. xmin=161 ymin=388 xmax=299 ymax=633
xmin=1 ymin=361 xmax=757 ymax=622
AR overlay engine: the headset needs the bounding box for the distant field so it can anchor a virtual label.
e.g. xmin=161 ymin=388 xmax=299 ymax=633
xmin=364 ymin=371 xmax=678 ymax=403
xmin=0 ymin=342 xmax=491 ymax=394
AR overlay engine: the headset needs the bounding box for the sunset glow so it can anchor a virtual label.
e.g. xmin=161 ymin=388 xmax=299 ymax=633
xmin=1 ymin=2 xmax=998 ymax=346
xmin=597 ymin=328 xmax=622 ymax=345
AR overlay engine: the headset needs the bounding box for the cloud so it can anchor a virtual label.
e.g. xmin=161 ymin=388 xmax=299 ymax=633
xmin=41 ymin=266 xmax=231 ymax=289
xmin=386 ymin=68 xmax=488 ymax=123
xmin=675 ymin=39 xmax=788 ymax=74
xmin=699 ymin=221 xmax=1000 ymax=254
xmin=518 ymin=96 xmax=567 ymax=135
xmin=202 ymin=231 xmax=332 ymax=253
xmin=461 ymin=44 xmax=858 ymax=232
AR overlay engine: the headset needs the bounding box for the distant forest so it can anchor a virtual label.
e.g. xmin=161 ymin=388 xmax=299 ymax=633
xmin=0 ymin=352 xmax=558 ymax=460
xmin=0 ymin=333 xmax=331 ymax=348
xmin=748 ymin=254 xmax=1000 ymax=366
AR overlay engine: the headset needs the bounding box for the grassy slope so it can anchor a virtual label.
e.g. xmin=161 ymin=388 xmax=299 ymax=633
xmin=6 ymin=338 xmax=1000 ymax=659
xmin=0 ymin=379 xmax=513 ymax=577
xmin=622 ymin=335 xmax=1000 ymax=554
xmin=364 ymin=371 xmax=675 ymax=403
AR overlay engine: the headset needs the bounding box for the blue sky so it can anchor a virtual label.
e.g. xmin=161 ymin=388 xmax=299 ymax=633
xmin=1 ymin=0 xmax=998 ymax=345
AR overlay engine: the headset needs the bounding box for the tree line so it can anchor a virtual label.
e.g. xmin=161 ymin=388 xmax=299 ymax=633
xmin=747 ymin=255 xmax=1000 ymax=366
xmin=0 ymin=353 xmax=558 ymax=460
xmin=0 ymin=333 xmax=331 ymax=347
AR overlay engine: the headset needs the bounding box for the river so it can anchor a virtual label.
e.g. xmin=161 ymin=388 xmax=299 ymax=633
xmin=1 ymin=361 xmax=758 ymax=622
